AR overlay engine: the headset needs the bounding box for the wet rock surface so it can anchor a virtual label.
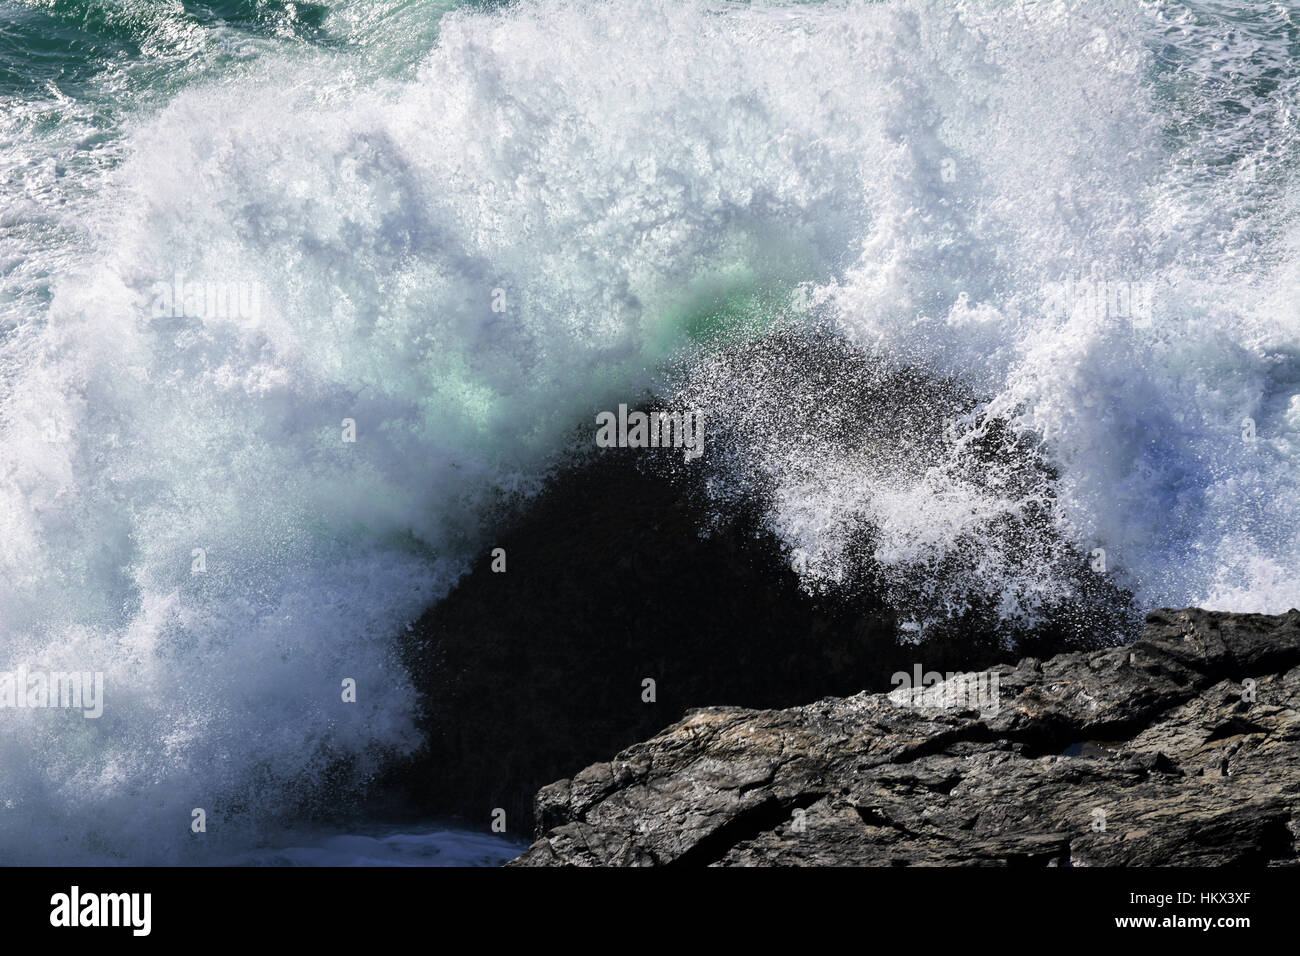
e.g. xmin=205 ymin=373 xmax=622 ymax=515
xmin=512 ymin=608 xmax=1300 ymax=866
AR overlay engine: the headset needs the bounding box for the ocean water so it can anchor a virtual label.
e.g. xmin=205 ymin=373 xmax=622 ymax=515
xmin=229 ymin=823 xmax=525 ymax=866
xmin=0 ymin=0 xmax=1297 ymax=864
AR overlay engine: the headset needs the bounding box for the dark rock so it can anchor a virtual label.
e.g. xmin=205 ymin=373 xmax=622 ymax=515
xmin=383 ymin=437 xmax=1133 ymax=834
xmin=385 ymin=446 xmax=916 ymax=834
xmin=380 ymin=329 xmax=1140 ymax=833
xmin=511 ymin=607 xmax=1300 ymax=866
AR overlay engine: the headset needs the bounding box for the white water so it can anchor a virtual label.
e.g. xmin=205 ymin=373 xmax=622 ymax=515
xmin=0 ymin=0 xmax=1298 ymax=862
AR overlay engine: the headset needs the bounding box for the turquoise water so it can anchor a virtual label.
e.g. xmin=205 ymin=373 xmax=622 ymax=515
xmin=1 ymin=0 xmax=1298 ymax=863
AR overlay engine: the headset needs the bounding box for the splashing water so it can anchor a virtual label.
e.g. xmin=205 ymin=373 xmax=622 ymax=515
xmin=1 ymin=0 xmax=1298 ymax=861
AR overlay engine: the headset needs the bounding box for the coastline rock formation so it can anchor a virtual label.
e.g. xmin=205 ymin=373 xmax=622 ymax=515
xmin=385 ymin=332 xmax=1141 ymax=834
xmin=511 ymin=608 xmax=1300 ymax=866
xmin=389 ymin=441 xmax=1134 ymax=834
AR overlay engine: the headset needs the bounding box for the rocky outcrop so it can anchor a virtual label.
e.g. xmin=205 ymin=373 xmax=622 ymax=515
xmin=384 ymin=331 xmax=1140 ymax=833
xmin=511 ymin=608 xmax=1300 ymax=866
xmin=384 ymin=446 xmax=892 ymax=831
xmin=387 ymin=442 xmax=1134 ymax=834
